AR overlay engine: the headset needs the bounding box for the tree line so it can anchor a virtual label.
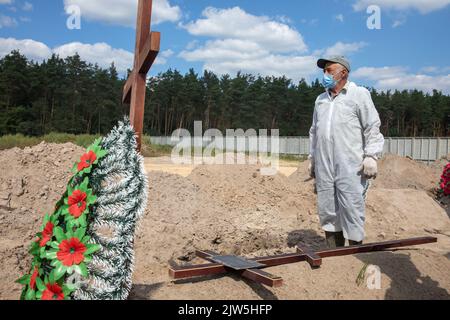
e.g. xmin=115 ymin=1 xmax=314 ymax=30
xmin=1 ymin=50 xmax=449 ymax=137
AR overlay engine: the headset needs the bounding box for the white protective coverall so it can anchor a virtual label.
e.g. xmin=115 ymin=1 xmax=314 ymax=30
xmin=309 ymin=81 xmax=385 ymax=242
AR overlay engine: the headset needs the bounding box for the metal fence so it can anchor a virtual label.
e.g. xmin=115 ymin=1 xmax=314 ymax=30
xmin=148 ymin=136 xmax=450 ymax=163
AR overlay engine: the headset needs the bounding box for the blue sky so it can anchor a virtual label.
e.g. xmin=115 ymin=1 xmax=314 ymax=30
xmin=0 ymin=0 xmax=449 ymax=93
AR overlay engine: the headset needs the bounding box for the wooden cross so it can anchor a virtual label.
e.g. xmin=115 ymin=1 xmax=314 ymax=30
xmin=123 ymin=0 xmax=161 ymax=152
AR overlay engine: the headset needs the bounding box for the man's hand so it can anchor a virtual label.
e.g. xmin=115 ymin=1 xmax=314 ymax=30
xmin=359 ymin=157 xmax=377 ymax=179
xmin=308 ymin=158 xmax=315 ymax=178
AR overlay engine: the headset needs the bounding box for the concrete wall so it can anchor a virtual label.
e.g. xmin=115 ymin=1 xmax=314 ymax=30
xmin=148 ymin=136 xmax=450 ymax=163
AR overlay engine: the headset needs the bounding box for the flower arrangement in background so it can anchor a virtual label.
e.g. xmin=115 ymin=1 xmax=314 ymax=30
xmin=438 ymin=163 xmax=450 ymax=197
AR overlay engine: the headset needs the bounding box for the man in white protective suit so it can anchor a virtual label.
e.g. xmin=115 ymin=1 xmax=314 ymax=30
xmin=308 ymin=56 xmax=385 ymax=248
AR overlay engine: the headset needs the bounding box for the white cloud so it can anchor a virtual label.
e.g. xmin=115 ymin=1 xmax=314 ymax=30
xmin=185 ymin=40 xmax=199 ymax=50
xmin=335 ymin=14 xmax=344 ymax=22
xmin=0 ymin=38 xmax=52 ymax=61
xmin=160 ymin=49 xmax=174 ymax=58
xmin=203 ymin=55 xmax=318 ymax=82
xmin=324 ymin=41 xmax=367 ymax=57
xmin=180 ymin=38 xmax=317 ymax=80
xmin=22 ymin=1 xmax=32 ymax=11
xmin=420 ymin=66 xmax=439 ymax=74
xmin=353 ymin=0 xmax=450 ymax=14
xmin=392 ymin=19 xmax=406 ymax=28
xmin=0 ymin=0 xmax=13 ymax=4
xmin=179 ymin=6 xmax=316 ymax=82
xmin=0 ymin=37 xmax=172 ymax=73
xmin=300 ymin=18 xmax=319 ymax=26
xmin=377 ymin=74 xmax=450 ymax=94
xmin=352 ymin=66 xmax=409 ymax=80
xmin=155 ymin=49 xmax=174 ymax=65
xmin=180 ymin=39 xmax=269 ymax=63
xmin=275 ymin=15 xmax=294 ymax=25
xmin=353 ymin=66 xmax=450 ymax=94
xmin=63 ymin=0 xmax=181 ymax=27
xmin=419 ymin=66 xmax=450 ymax=74
xmin=53 ymin=42 xmax=134 ymax=73
xmin=0 ymin=13 xmax=17 ymax=28
xmin=181 ymin=6 xmax=307 ymax=53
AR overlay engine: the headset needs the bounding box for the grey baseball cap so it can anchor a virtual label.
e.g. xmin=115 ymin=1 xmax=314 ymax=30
xmin=317 ymin=56 xmax=351 ymax=72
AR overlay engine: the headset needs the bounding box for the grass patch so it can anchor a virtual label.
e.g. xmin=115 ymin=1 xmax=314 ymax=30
xmin=141 ymin=136 xmax=174 ymax=157
xmin=0 ymin=133 xmax=101 ymax=150
xmin=0 ymin=134 xmax=40 ymax=150
xmin=280 ymin=154 xmax=308 ymax=163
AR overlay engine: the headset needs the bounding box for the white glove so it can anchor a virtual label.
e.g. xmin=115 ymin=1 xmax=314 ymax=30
xmin=359 ymin=157 xmax=378 ymax=179
xmin=308 ymin=158 xmax=315 ymax=178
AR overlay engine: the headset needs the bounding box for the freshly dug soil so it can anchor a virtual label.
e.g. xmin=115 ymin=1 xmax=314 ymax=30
xmin=1 ymin=143 xmax=449 ymax=300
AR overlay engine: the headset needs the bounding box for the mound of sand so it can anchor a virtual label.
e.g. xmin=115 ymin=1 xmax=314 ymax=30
xmin=0 ymin=143 xmax=449 ymax=300
xmin=0 ymin=142 xmax=86 ymax=299
xmin=373 ymin=154 xmax=442 ymax=192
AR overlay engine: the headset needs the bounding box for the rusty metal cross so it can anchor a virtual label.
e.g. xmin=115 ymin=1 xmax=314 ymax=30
xmin=169 ymin=237 xmax=437 ymax=287
xmin=123 ymin=0 xmax=161 ymax=152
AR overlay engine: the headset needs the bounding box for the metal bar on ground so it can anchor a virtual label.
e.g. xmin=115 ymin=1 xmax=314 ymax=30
xmin=297 ymin=245 xmax=322 ymax=268
xmin=195 ymin=250 xmax=283 ymax=287
xmin=168 ymin=259 xmax=226 ymax=279
xmin=168 ymin=237 xmax=437 ymax=284
xmin=315 ymin=236 xmax=437 ymax=258
xmin=241 ymin=268 xmax=283 ymax=287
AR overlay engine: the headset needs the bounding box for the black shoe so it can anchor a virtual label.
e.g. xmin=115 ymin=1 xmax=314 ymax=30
xmin=349 ymin=240 xmax=363 ymax=246
xmin=325 ymin=231 xmax=346 ymax=248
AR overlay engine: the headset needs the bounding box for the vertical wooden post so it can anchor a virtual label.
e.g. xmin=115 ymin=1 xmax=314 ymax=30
xmin=123 ymin=0 xmax=159 ymax=152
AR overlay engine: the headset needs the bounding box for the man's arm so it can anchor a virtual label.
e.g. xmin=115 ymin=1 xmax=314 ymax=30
xmin=309 ymin=102 xmax=318 ymax=160
xmin=308 ymin=103 xmax=318 ymax=178
xmin=357 ymin=88 xmax=385 ymax=159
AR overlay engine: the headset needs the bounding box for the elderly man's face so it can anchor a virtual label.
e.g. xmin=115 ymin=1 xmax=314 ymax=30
xmin=324 ymin=62 xmax=345 ymax=80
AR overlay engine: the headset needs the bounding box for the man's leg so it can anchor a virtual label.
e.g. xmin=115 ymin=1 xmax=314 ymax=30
xmin=347 ymin=179 xmax=370 ymax=246
xmin=317 ymin=187 xmax=344 ymax=248
xmin=335 ymin=187 xmax=366 ymax=244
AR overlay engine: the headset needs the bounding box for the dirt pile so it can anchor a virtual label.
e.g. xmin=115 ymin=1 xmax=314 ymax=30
xmin=1 ymin=144 xmax=449 ymax=300
xmin=139 ymin=164 xmax=321 ymax=267
xmin=372 ymin=154 xmax=441 ymax=191
xmin=0 ymin=142 xmax=85 ymax=299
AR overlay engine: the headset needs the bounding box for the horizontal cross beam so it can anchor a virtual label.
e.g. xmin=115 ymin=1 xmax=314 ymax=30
xmin=168 ymin=237 xmax=437 ymax=285
xmin=122 ymin=31 xmax=161 ymax=104
xmin=138 ymin=31 xmax=160 ymax=74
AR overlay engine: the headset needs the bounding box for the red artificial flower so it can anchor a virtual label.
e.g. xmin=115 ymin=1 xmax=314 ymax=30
xmin=29 ymin=267 xmax=39 ymax=290
xmin=41 ymin=283 xmax=64 ymax=300
xmin=439 ymin=164 xmax=450 ymax=196
xmin=56 ymin=237 xmax=87 ymax=266
xmin=443 ymin=165 xmax=450 ymax=177
xmin=68 ymin=190 xmax=87 ymax=218
xmin=77 ymin=151 xmax=97 ymax=172
xmin=39 ymin=222 xmax=54 ymax=247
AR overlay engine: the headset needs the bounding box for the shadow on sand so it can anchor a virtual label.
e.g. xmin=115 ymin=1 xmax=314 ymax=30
xmin=355 ymin=250 xmax=449 ymax=300
xmin=129 ymin=229 xmax=448 ymax=300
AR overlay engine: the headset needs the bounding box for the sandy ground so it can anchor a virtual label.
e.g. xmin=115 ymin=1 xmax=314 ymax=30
xmin=0 ymin=143 xmax=449 ymax=300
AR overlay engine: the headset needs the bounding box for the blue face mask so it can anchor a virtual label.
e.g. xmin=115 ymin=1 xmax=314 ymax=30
xmin=322 ymin=73 xmax=337 ymax=89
